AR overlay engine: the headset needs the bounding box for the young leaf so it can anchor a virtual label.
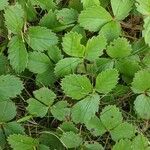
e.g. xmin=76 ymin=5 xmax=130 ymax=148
xmin=0 ymin=0 xmax=8 ymax=11
xmin=61 ymin=74 xmax=93 ymax=100
xmin=0 ymin=101 xmax=16 ymax=123
xmin=81 ymin=0 xmax=100 ymax=8
xmin=84 ymin=141 xmax=104 ymax=150
xmin=99 ymin=21 xmax=121 ymax=42
xmin=51 ymin=101 xmax=70 ymax=121
xmin=4 ymin=3 xmax=24 ymax=34
xmin=131 ymin=70 xmax=150 ymax=94
xmin=95 ymin=69 xmax=119 ymax=94
xmin=85 ymin=35 xmax=107 ymax=61
xmin=71 ymin=94 xmax=100 ymax=123
xmin=8 ymin=134 xmax=39 ymax=150
xmin=106 ymin=37 xmax=132 ymax=58
xmin=56 ymin=8 xmax=78 ymax=25
xmin=134 ymin=94 xmax=150 ymax=120
xmin=8 ymin=35 xmax=28 ymax=73
xmin=78 ymin=6 xmax=112 ymax=32
xmin=112 ymin=139 xmax=132 ymax=150
xmin=28 ymin=52 xmax=53 ymax=74
xmin=85 ymin=116 xmax=106 ymax=136
xmin=0 ymin=75 xmax=24 ymax=101
xmin=111 ymin=0 xmax=134 ymax=20
xmin=110 ymin=122 xmax=136 ymax=141
xmin=25 ymin=26 xmax=58 ymax=51
xmin=62 ymin=32 xmax=85 ymax=57
xmin=100 ymin=105 xmax=123 ymax=130
xmin=60 ymin=132 xmax=82 ymax=148
xmin=54 ymin=58 xmax=82 ymax=77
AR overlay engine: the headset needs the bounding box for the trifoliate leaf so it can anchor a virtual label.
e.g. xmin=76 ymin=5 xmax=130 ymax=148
xmin=85 ymin=35 xmax=107 ymax=61
xmin=56 ymin=8 xmax=78 ymax=25
xmin=0 ymin=0 xmax=8 ymax=11
xmin=25 ymin=26 xmax=58 ymax=51
xmin=132 ymin=134 xmax=150 ymax=150
xmin=111 ymin=122 xmax=136 ymax=141
xmin=106 ymin=37 xmax=132 ymax=58
xmin=99 ymin=21 xmax=121 ymax=42
xmin=132 ymin=70 xmax=150 ymax=94
xmin=47 ymin=46 xmax=63 ymax=63
xmin=112 ymin=139 xmax=132 ymax=150
xmin=100 ymin=105 xmax=123 ymax=130
xmin=61 ymin=74 xmax=93 ymax=100
xmin=27 ymin=88 xmax=56 ymax=117
xmin=28 ymin=52 xmax=53 ymax=74
xmin=36 ymin=68 xmax=56 ymax=87
xmin=4 ymin=3 xmax=24 ymax=34
xmin=0 ymin=100 xmax=16 ymax=122
xmin=78 ymin=6 xmax=112 ymax=32
xmin=111 ymin=0 xmax=134 ymax=20
xmin=84 ymin=141 xmax=104 ymax=150
xmin=136 ymin=0 xmax=150 ymax=16
xmin=95 ymin=69 xmax=119 ymax=94
xmin=54 ymin=58 xmax=82 ymax=77
xmin=85 ymin=116 xmax=106 ymax=136
xmin=27 ymin=98 xmax=49 ymax=117
xmin=8 ymin=134 xmax=39 ymax=150
xmin=62 ymin=31 xmax=85 ymax=57
xmin=39 ymin=132 xmax=65 ymax=150
xmin=8 ymin=35 xmax=28 ymax=73
xmin=134 ymin=94 xmax=150 ymax=119
xmin=81 ymin=0 xmax=100 ymax=8
xmin=0 ymin=75 xmax=24 ymax=101
xmin=51 ymin=101 xmax=70 ymax=121
xmin=60 ymin=132 xmax=82 ymax=148
xmin=72 ymin=93 xmax=100 ymax=123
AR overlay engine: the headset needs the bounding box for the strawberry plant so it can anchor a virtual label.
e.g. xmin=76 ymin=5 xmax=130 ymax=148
xmin=0 ymin=0 xmax=150 ymax=149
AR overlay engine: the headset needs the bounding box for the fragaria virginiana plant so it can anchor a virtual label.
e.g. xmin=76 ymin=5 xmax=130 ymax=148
xmin=0 ymin=0 xmax=150 ymax=149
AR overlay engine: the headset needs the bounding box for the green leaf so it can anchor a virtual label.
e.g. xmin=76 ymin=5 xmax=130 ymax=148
xmin=85 ymin=35 xmax=107 ymax=61
xmin=99 ymin=21 xmax=121 ymax=42
xmin=95 ymin=69 xmax=119 ymax=94
xmin=8 ymin=35 xmax=28 ymax=73
xmin=25 ymin=26 xmax=58 ymax=51
xmin=54 ymin=58 xmax=82 ymax=77
xmin=51 ymin=101 xmax=70 ymax=121
xmin=8 ymin=134 xmax=39 ymax=150
xmin=132 ymin=134 xmax=150 ymax=150
xmin=106 ymin=37 xmax=132 ymax=58
xmin=0 ymin=55 xmax=9 ymax=75
xmin=134 ymin=94 xmax=150 ymax=119
xmin=136 ymin=0 xmax=150 ymax=16
xmin=72 ymin=93 xmax=100 ymax=123
xmin=0 ymin=75 xmax=24 ymax=101
xmin=110 ymin=122 xmax=136 ymax=141
xmin=0 ymin=0 xmax=8 ymax=11
xmin=100 ymin=105 xmax=123 ymax=130
xmin=27 ymin=87 xmax=56 ymax=117
xmin=56 ymin=8 xmax=78 ymax=25
xmin=61 ymin=74 xmax=93 ymax=100
xmin=132 ymin=70 xmax=150 ymax=94
xmin=60 ymin=132 xmax=82 ymax=148
xmin=0 ymin=100 xmax=16 ymax=122
xmin=28 ymin=52 xmax=53 ymax=74
xmin=62 ymin=31 xmax=85 ymax=57
xmin=85 ymin=116 xmax=106 ymax=136
xmin=81 ymin=0 xmax=100 ymax=8
xmin=111 ymin=0 xmax=134 ymax=20
xmin=112 ymin=139 xmax=132 ymax=150
xmin=84 ymin=141 xmax=104 ymax=150
xmin=78 ymin=6 xmax=112 ymax=32
xmin=4 ymin=3 xmax=24 ymax=34
xmin=47 ymin=46 xmax=63 ymax=63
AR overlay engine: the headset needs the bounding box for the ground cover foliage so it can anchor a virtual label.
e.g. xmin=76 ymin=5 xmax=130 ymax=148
xmin=0 ymin=0 xmax=150 ymax=149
